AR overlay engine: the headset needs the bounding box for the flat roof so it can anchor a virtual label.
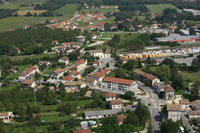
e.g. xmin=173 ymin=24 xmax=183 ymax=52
xmin=85 ymin=109 xmax=121 ymax=117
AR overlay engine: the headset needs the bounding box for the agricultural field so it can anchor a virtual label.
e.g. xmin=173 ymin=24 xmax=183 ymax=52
xmin=54 ymin=4 xmax=80 ymax=17
xmin=180 ymin=71 xmax=200 ymax=82
xmin=145 ymin=4 xmax=181 ymax=15
xmin=80 ymin=8 xmax=119 ymax=14
xmin=12 ymin=0 xmax=47 ymax=5
xmin=0 ymin=3 xmax=20 ymax=9
xmin=15 ymin=9 xmax=47 ymax=16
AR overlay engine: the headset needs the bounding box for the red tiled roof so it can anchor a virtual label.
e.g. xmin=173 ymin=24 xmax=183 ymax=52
xmin=104 ymin=92 xmax=117 ymax=98
xmin=164 ymin=86 xmax=175 ymax=92
xmin=110 ymin=100 xmax=123 ymax=105
xmin=54 ymin=68 xmax=64 ymax=74
xmin=73 ymin=129 xmax=91 ymax=133
xmin=0 ymin=112 xmax=9 ymax=117
xmin=61 ymin=56 xmax=68 ymax=61
xmin=117 ymin=114 xmax=126 ymax=124
xmin=89 ymin=68 xmax=110 ymax=78
xmin=75 ymin=59 xmax=86 ymax=66
xmin=19 ymin=65 xmax=38 ymax=76
xmin=103 ymin=77 xmax=134 ymax=86
xmin=62 ymin=75 xmax=74 ymax=81
xmin=21 ymin=79 xmax=34 ymax=85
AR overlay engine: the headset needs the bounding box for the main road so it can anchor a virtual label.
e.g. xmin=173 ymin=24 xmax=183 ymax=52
xmin=137 ymin=81 xmax=167 ymax=133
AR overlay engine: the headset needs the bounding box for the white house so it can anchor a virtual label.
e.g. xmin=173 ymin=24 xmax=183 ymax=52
xmin=76 ymin=35 xmax=85 ymax=42
xmin=167 ymin=104 xmax=182 ymax=122
xmin=58 ymin=56 xmax=69 ymax=65
xmin=90 ymin=51 xmax=111 ymax=58
xmin=0 ymin=112 xmax=13 ymax=123
xmin=110 ymin=100 xmax=123 ymax=109
xmin=75 ymin=59 xmax=87 ymax=72
xmin=104 ymin=92 xmax=117 ymax=101
xmin=50 ymin=68 xmax=66 ymax=80
xmin=101 ymin=77 xmax=138 ymax=92
xmin=19 ymin=65 xmax=40 ymax=80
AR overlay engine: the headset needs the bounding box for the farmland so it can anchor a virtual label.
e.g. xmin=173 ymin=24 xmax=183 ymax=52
xmin=145 ymin=4 xmax=180 ymax=15
xmin=80 ymin=8 xmax=119 ymax=14
xmin=15 ymin=10 xmax=47 ymax=16
xmin=54 ymin=4 xmax=80 ymax=17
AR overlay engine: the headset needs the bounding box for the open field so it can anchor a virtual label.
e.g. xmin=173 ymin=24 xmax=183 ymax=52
xmin=145 ymin=4 xmax=180 ymax=15
xmin=15 ymin=9 xmax=47 ymax=16
xmin=40 ymin=114 xmax=70 ymax=122
xmin=180 ymin=71 xmax=200 ymax=82
xmin=12 ymin=0 xmax=47 ymax=5
xmin=80 ymin=8 xmax=119 ymax=14
xmin=186 ymin=20 xmax=200 ymax=24
xmin=54 ymin=4 xmax=80 ymax=17
xmin=133 ymin=16 xmax=146 ymax=21
xmin=0 ymin=16 xmax=69 ymax=32
xmin=0 ymin=3 xmax=20 ymax=9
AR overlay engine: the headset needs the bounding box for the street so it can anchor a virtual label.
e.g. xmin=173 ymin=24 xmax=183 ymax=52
xmin=137 ymin=81 xmax=167 ymax=133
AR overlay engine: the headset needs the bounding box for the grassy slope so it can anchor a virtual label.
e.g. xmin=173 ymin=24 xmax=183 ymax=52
xmin=80 ymin=8 xmax=119 ymax=14
xmin=180 ymin=71 xmax=200 ymax=82
xmin=145 ymin=4 xmax=180 ymax=15
xmin=54 ymin=4 xmax=80 ymax=17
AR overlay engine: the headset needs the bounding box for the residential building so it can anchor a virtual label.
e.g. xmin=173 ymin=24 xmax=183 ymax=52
xmin=90 ymin=50 xmax=111 ymax=58
xmin=50 ymin=68 xmax=66 ymax=79
xmin=101 ymin=77 xmax=138 ymax=92
xmin=164 ymin=86 xmax=175 ymax=100
xmin=92 ymin=61 xmax=101 ymax=67
xmin=104 ymin=92 xmax=117 ymax=101
xmin=117 ymin=114 xmax=126 ymax=125
xmin=133 ymin=70 xmax=160 ymax=86
xmin=83 ymin=78 xmax=97 ymax=86
xmin=84 ymin=109 xmax=121 ymax=119
xmin=110 ymin=100 xmax=123 ymax=109
xmin=191 ymin=100 xmax=200 ymax=111
xmin=58 ymin=56 xmax=69 ymax=65
xmin=75 ymin=59 xmax=87 ymax=72
xmin=64 ymin=81 xmax=86 ymax=90
xmin=0 ymin=112 xmax=13 ymax=123
xmin=73 ymin=129 xmax=91 ymax=133
xmin=76 ymin=35 xmax=85 ymax=42
xmin=19 ymin=65 xmax=40 ymax=80
xmin=69 ymin=70 xmax=82 ymax=80
xmin=61 ymin=75 xmax=74 ymax=82
xmin=187 ymin=110 xmax=200 ymax=119
xmin=91 ymin=34 xmax=97 ymax=39
xmin=89 ymin=68 xmax=110 ymax=82
xmin=21 ymin=79 xmax=36 ymax=88
xmin=167 ymin=104 xmax=182 ymax=122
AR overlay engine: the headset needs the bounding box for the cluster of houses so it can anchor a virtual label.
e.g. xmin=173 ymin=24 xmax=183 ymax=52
xmin=76 ymin=13 xmax=106 ymax=22
xmin=119 ymin=46 xmax=200 ymax=60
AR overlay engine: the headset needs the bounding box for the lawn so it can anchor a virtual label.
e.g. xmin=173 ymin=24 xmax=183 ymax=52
xmin=180 ymin=71 xmax=200 ymax=82
xmin=6 ymin=65 xmax=31 ymax=80
xmin=10 ymin=53 xmax=57 ymax=61
xmin=145 ymin=4 xmax=180 ymax=15
xmin=54 ymin=4 xmax=80 ymax=17
xmin=12 ymin=0 xmax=47 ymax=5
xmin=186 ymin=20 xmax=200 ymax=24
xmin=133 ymin=16 xmax=146 ymax=21
xmin=80 ymin=8 xmax=119 ymax=14
xmin=39 ymin=114 xmax=71 ymax=122
xmin=43 ymin=67 xmax=56 ymax=75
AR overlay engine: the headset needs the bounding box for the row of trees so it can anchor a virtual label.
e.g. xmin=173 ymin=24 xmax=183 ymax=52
xmin=0 ymin=9 xmax=17 ymax=19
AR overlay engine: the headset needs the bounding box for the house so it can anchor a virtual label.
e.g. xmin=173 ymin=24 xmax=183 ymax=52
xmin=75 ymin=59 xmax=87 ymax=72
xmin=92 ymin=61 xmax=101 ymax=67
xmin=110 ymin=100 xmax=123 ymax=109
xmin=117 ymin=114 xmax=126 ymax=125
xmin=64 ymin=81 xmax=86 ymax=90
xmin=164 ymin=86 xmax=175 ymax=100
xmin=91 ymin=34 xmax=97 ymax=39
xmin=61 ymin=75 xmax=74 ymax=82
xmin=191 ymin=100 xmax=200 ymax=111
xmin=133 ymin=70 xmax=160 ymax=86
xmin=50 ymin=68 xmax=66 ymax=79
xmin=21 ymin=79 xmax=36 ymax=88
xmin=16 ymin=48 xmax=21 ymax=54
xmin=88 ymin=68 xmax=110 ymax=82
xmin=39 ymin=61 xmax=51 ymax=67
xmin=167 ymin=104 xmax=182 ymax=122
xmin=90 ymin=50 xmax=111 ymax=58
xmin=69 ymin=70 xmax=82 ymax=80
xmin=0 ymin=112 xmax=13 ymax=123
xmin=101 ymin=77 xmax=138 ymax=92
xmin=19 ymin=65 xmax=40 ymax=80
xmin=58 ymin=56 xmax=69 ymax=65
xmin=119 ymin=57 xmax=129 ymax=64
xmin=83 ymin=78 xmax=97 ymax=86
xmin=187 ymin=110 xmax=200 ymax=119
xmin=84 ymin=109 xmax=121 ymax=119
xmin=52 ymin=40 xmax=59 ymax=45
xmin=73 ymin=129 xmax=91 ymax=133
xmin=76 ymin=35 xmax=85 ymax=42
xmin=104 ymin=92 xmax=117 ymax=101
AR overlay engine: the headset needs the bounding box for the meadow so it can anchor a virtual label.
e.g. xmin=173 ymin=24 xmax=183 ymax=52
xmin=54 ymin=4 xmax=80 ymax=17
xmin=145 ymin=4 xmax=180 ymax=15
xmin=80 ymin=8 xmax=119 ymax=14
xmin=15 ymin=10 xmax=47 ymax=16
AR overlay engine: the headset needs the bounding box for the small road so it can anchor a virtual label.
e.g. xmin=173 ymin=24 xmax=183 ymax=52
xmin=181 ymin=114 xmax=193 ymax=133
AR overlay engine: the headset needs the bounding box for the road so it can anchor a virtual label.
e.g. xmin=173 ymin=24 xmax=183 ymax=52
xmin=181 ymin=114 xmax=193 ymax=133
xmin=137 ymin=81 xmax=167 ymax=133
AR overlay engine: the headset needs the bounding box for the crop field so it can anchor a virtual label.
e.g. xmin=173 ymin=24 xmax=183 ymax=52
xmin=54 ymin=4 xmax=80 ymax=17
xmin=15 ymin=9 xmax=47 ymax=16
xmin=80 ymin=8 xmax=119 ymax=14
xmin=145 ymin=4 xmax=180 ymax=15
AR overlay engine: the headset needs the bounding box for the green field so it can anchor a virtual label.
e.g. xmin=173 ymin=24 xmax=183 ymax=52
xmin=80 ymin=8 xmax=119 ymax=14
xmin=133 ymin=16 xmax=146 ymax=21
xmin=54 ymin=4 xmax=80 ymax=17
xmin=12 ymin=0 xmax=47 ymax=5
xmin=0 ymin=3 xmax=20 ymax=9
xmin=180 ymin=72 xmax=200 ymax=82
xmin=145 ymin=4 xmax=180 ymax=15
xmin=186 ymin=20 xmax=200 ymax=24
xmin=0 ymin=83 xmax=20 ymax=92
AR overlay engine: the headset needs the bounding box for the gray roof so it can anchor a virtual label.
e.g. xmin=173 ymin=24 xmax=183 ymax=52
xmin=156 ymin=34 xmax=200 ymax=42
xmin=85 ymin=109 xmax=121 ymax=117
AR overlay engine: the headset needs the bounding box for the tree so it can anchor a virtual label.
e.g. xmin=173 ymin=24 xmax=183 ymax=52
xmin=127 ymin=112 xmax=139 ymax=126
xmin=124 ymin=59 xmax=137 ymax=70
xmin=0 ymin=120 xmax=7 ymax=133
xmin=26 ymin=105 xmax=33 ymax=120
xmin=189 ymin=28 xmax=196 ymax=35
xmin=102 ymin=116 xmax=118 ymax=125
xmin=123 ymin=91 xmax=135 ymax=100
xmin=160 ymin=119 xmax=179 ymax=133
xmin=155 ymin=64 xmax=171 ymax=83
xmin=57 ymin=103 xmax=76 ymax=115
